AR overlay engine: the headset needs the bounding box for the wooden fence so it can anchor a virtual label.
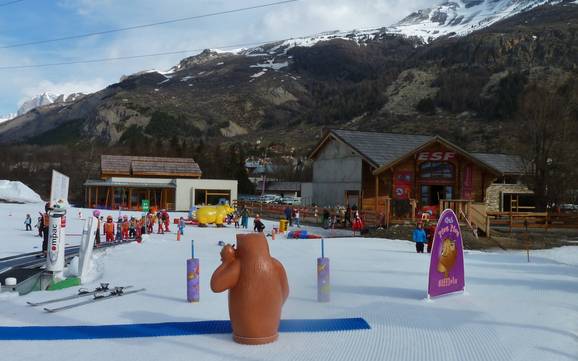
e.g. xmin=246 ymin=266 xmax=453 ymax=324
xmin=236 ymin=200 xmax=578 ymax=234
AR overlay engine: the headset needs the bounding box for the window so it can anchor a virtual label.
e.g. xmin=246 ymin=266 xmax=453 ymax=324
xmin=195 ymin=189 xmax=231 ymax=205
xmin=420 ymin=162 xmax=454 ymax=179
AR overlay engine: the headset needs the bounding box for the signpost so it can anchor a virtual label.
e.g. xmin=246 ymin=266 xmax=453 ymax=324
xmin=46 ymin=170 xmax=70 ymax=281
xmin=428 ymin=209 xmax=465 ymax=298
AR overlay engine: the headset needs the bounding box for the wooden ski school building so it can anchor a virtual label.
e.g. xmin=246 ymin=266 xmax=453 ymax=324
xmin=306 ymin=129 xmax=526 ymax=232
xmin=303 ymin=129 xmax=578 ymax=233
xmin=83 ymin=155 xmax=237 ymax=211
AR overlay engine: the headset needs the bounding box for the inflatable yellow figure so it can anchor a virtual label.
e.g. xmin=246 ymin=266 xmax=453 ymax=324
xmin=196 ymin=204 xmax=235 ymax=227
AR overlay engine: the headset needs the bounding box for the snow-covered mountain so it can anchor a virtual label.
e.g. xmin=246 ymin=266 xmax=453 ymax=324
xmin=17 ymin=92 xmax=85 ymax=116
xmin=389 ymin=0 xmax=560 ymax=41
xmin=0 ymin=113 xmax=16 ymax=124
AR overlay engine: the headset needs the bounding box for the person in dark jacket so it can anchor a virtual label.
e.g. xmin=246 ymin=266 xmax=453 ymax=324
xmin=253 ymin=214 xmax=265 ymax=233
xmin=41 ymin=202 xmax=51 ymax=256
xmin=284 ymin=206 xmax=292 ymax=226
xmin=412 ymin=222 xmax=427 ymax=253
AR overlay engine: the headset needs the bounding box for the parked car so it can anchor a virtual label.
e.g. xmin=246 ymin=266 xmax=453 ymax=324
xmin=281 ymin=197 xmax=301 ymax=205
xmin=560 ymin=204 xmax=578 ymax=212
xmin=259 ymin=194 xmax=281 ymax=204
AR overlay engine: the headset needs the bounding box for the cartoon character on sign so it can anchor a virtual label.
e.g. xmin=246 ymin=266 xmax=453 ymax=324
xmin=437 ymin=238 xmax=457 ymax=277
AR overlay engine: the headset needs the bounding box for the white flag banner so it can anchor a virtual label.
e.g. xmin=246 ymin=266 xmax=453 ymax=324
xmin=50 ymin=170 xmax=70 ymax=206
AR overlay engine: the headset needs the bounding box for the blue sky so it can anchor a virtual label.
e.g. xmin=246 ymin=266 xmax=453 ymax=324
xmin=0 ymin=0 xmax=431 ymax=115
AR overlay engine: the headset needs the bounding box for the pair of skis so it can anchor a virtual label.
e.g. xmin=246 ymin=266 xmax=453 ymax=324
xmin=27 ymin=283 xmax=145 ymax=313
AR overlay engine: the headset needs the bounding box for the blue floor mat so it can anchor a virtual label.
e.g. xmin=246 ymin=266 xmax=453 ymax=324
xmin=0 ymin=318 xmax=370 ymax=341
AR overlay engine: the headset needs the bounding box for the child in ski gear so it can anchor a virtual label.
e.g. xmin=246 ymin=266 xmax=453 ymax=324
xmin=412 ymin=222 xmax=427 ymax=253
xmin=233 ymin=212 xmax=240 ymax=229
xmin=294 ymin=209 xmax=301 ymax=228
xmin=129 ymin=217 xmax=137 ymax=239
xmin=162 ymin=210 xmax=170 ymax=232
xmin=146 ymin=212 xmax=153 ymax=234
xmin=36 ymin=216 xmax=43 ymax=236
xmin=140 ymin=216 xmax=146 ymax=236
xmin=254 ymin=214 xmax=265 ymax=233
xmin=104 ymin=216 xmax=115 ymax=243
xmin=121 ymin=216 xmax=130 ymax=240
xmin=93 ymin=210 xmax=101 ymax=246
xmin=178 ymin=217 xmax=185 ymax=236
xmin=116 ymin=217 xmax=123 ymax=241
xmin=157 ymin=211 xmax=164 ymax=234
xmin=24 ymin=214 xmax=32 ymax=231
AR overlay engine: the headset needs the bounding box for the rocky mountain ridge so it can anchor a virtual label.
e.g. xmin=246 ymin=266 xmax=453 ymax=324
xmin=0 ymin=2 xmax=576 ymax=153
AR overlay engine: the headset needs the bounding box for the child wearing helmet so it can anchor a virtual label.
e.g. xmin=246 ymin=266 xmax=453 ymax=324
xmin=129 ymin=217 xmax=137 ymax=239
xmin=121 ymin=215 xmax=130 ymax=240
xmin=103 ymin=216 xmax=115 ymax=242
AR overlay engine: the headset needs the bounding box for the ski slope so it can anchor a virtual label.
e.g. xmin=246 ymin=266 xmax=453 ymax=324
xmin=0 ymin=203 xmax=576 ymax=361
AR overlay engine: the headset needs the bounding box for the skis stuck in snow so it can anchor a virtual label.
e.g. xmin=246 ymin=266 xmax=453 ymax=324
xmin=43 ymin=286 xmax=145 ymax=313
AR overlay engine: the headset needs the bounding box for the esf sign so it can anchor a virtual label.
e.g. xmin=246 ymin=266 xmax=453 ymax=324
xmin=418 ymin=152 xmax=456 ymax=161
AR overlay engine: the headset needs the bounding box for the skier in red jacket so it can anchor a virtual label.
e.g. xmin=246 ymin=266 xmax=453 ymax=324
xmin=103 ymin=216 xmax=115 ymax=243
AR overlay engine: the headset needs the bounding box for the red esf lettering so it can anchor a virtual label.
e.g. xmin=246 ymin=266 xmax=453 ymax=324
xmin=418 ymin=152 xmax=455 ymax=161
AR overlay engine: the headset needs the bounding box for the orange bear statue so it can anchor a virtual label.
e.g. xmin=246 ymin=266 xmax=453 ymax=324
xmin=211 ymin=233 xmax=289 ymax=345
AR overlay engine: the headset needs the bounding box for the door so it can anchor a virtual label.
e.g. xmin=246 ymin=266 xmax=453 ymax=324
xmin=420 ymin=185 xmax=453 ymax=206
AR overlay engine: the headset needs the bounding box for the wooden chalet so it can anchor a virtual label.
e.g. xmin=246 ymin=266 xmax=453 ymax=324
xmin=84 ymin=155 xmax=202 ymax=211
xmin=309 ymin=129 xmax=528 ymax=226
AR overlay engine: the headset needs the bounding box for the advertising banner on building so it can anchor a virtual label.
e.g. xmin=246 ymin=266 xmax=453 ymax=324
xmin=393 ymin=171 xmax=412 ymax=200
xmin=428 ymin=209 xmax=465 ymax=298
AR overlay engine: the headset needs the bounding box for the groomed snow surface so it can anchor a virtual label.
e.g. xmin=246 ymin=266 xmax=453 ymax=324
xmin=1 ymin=203 xmax=577 ymax=361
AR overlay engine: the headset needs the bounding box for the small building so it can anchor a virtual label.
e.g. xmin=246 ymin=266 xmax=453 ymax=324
xmin=309 ymin=129 xmax=531 ymax=216
xmin=84 ymin=155 xmax=237 ymax=211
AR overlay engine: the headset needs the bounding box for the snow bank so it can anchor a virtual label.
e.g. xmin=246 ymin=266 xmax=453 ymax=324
xmin=0 ymin=180 xmax=42 ymax=203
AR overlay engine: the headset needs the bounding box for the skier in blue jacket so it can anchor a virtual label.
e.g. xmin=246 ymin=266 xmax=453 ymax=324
xmin=412 ymin=222 xmax=427 ymax=253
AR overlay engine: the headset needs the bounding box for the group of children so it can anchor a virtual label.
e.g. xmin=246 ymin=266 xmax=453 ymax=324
xmin=225 ymin=207 xmax=250 ymax=229
xmin=95 ymin=208 xmax=174 ymax=245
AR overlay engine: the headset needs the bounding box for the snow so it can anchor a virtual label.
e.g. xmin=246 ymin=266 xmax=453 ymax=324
xmin=250 ymin=60 xmax=289 ymax=71
xmin=251 ymin=69 xmax=268 ymax=78
xmin=0 ymin=203 xmax=577 ymax=361
xmin=389 ymin=0 xmax=561 ymax=41
xmin=532 ymin=246 xmax=578 ymax=267
xmin=0 ymin=180 xmax=42 ymax=204
xmin=0 ymin=113 xmax=16 ymax=124
xmin=181 ymin=76 xmax=194 ymax=82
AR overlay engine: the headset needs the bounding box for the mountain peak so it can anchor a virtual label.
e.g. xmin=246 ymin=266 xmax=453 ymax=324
xmin=17 ymin=92 xmax=86 ymax=116
xmin=389 ymin=0 xmax=561 ymax=41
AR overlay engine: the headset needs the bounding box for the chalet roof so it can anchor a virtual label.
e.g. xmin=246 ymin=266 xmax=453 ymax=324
xmin=311 ymin=129 xmax=433 ymax=167
xmin=101 ymin=155 xmax=202 ymax=177
xmin=84 ymin=179 xmax=176 ymax=188
xmin=471 ymin=153 xmax=525 ymax=175
xmin=310 ymin=129 xmax=525 ymax=176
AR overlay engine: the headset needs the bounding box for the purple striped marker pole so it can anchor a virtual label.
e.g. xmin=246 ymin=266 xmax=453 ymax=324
xmin=187 ymin=240 xmax=199 ymax=302
xmin=317 ymin=238 xmax=330 ymax=302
